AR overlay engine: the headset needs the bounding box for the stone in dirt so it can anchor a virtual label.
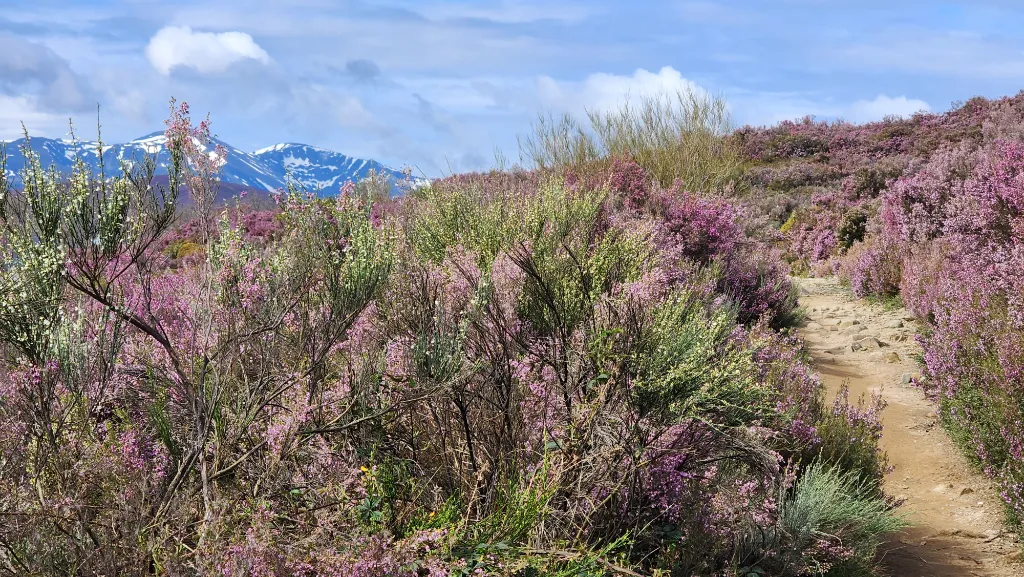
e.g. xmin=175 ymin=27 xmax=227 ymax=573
xmin=885 ymin=351 xmax=901 ymax=363
xmin=886 ymin=319 xmax=905 ymax=328
xmin=856 ymin=336 xmax=882 ymax=349
xmin=805 ymin=322 xmax=822 ymax=330
xmin=901 ymin=373 xmax=914 ymax=384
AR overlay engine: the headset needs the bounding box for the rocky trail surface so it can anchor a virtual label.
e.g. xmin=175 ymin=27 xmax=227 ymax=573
xmin=795 ymin=277 xmax=1022 ymax=576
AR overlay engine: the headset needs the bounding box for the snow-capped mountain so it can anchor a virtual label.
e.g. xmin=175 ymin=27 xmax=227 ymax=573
xmin=252 ymin=143 xmax=410 ymax=191
xmin=0 ymin=132 xmax=420 ymax=195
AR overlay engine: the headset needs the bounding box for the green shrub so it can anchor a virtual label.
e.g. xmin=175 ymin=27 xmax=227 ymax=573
xmin=632 ymin=291 xmax=768 ymax=424
xmin=837 ymin=211 xmax=867 ymax=251
xmin=780 ymin=210 xmax=800 ymax=235
xmin=734 ymin=462 xmax=905 ymax=576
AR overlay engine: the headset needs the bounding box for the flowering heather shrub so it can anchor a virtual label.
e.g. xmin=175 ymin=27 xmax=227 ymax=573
xmin=606 ymin=155 xmax=651 ymax=209
xmin=643 ymin=184 xmax=799 ymax=327
xmin=838 ymin=237 xmax=903 ymax=298
xmin=898 ymin=240 xmax=952 ymax=321
xmin=815 ymin=386 xmax=889 ymax=482
xmin=982 ymin=99 xmax=1024 ymax=144
xmin=0 ymin=104 xmax=899 ymax=576
xmin=732 ymin=95 xmax=1024 ymax=276
xmin=881 ymin=142 xmax=979 ymax=244
xmin=730 ymin=95 xmax=1024 ymax=538
xmin=657 ymin=186 xmax=742 ymax=262
xmin=787 ymin=209 xmax=840 ymax=266
xmin=716 ymin=248 xmax=799 ymax=327
xmin=776 ymin=96 xmax=1024 ymax=530
xmin=946 ymin=141 xmax=1024 ymax=241
xmin=778 ymin=187 xmax=877 ymax=273
xmin=745 ymin=160 xmax=841 ymax=191
xmin=897 ymin=242 xmax=1024 ymax=526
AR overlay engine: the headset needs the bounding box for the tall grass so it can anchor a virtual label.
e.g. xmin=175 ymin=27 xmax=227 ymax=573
xmin=519 ymin=90 xmax=742 ymax=193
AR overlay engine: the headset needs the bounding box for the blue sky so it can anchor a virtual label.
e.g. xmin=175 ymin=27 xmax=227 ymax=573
xmin=3 ymin=0 xmax=1024 ymax=177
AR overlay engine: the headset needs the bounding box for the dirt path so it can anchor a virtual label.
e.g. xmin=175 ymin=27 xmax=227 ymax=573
xmin=794 ymin=277 xmax=1021 ymax=576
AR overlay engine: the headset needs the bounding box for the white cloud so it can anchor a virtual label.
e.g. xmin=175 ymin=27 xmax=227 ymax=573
xmin=846 ymin=94 xmax=930 ymax=123
xmin=335 ymin=95 xmax=377 ymax=130
xmin=728 ymin=90 xmax=931 ymax=127
xmin=534 ymin=67 xmax=928 ymax=133
xmin=537 ymin=66 xmax=709 ymax=117
xmin=109 ymin=89 xmax=149 ymax=123
xmin=145 ymin=26 xmax=270 ymax=75
xmin=289 ymin=85 xmax=379 ymax=132
xmin=0 ymin=95 xmax=72 ymax=140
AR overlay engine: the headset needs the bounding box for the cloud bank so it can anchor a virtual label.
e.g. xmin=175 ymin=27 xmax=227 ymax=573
xmin=537 ymin=66 xmax=707 ymax=116
xmin=146 ymin=26 xmax=271 ymax=75
xmin=847 ymin=94 xmax=931 ymax=123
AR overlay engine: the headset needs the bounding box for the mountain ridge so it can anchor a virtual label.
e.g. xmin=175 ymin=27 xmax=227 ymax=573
xmin=0 ymin=132 xmax=422 ymax=195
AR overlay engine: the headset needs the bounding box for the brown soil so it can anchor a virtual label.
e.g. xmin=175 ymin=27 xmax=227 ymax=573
xmin=794 ymin=277 xmax=1022 ymax=576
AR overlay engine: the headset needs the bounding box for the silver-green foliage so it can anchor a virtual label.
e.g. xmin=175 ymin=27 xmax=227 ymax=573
xmin=739 ymin=462 xmax=906 ymax=576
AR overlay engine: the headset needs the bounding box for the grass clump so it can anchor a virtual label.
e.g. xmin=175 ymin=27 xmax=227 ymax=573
xmin=742 ymin=462 xmax=907 ymax=576
xmin=520 ymin=89 xmax=742 ymax=193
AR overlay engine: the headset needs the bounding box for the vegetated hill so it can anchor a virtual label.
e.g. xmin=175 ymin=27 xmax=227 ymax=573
xmin=0 ymin=132 xmax=422 ymax=196
xmin=729 ymin=92 xmax=1010 ymax=225
xmin=734 ymin=90 xmax=1024 ymax=540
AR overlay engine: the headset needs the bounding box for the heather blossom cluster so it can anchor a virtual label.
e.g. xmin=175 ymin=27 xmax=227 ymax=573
xmin=736 ymin=91 xmax=1024 ymax=532
xmin=0 ymin=102 xmax=901 ymax=576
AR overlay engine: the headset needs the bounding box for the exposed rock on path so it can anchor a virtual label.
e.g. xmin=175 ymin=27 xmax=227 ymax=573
xmin=795 ymin=276 xmax=1021 ymax=576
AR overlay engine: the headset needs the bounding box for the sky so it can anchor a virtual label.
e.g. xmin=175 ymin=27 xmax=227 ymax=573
xmin=3 ymin=0 xmax=1024 ymax=177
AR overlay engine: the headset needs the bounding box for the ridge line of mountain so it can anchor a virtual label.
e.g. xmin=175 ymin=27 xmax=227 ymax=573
xmin=1 ymin=131 xmax=425 ymax=195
